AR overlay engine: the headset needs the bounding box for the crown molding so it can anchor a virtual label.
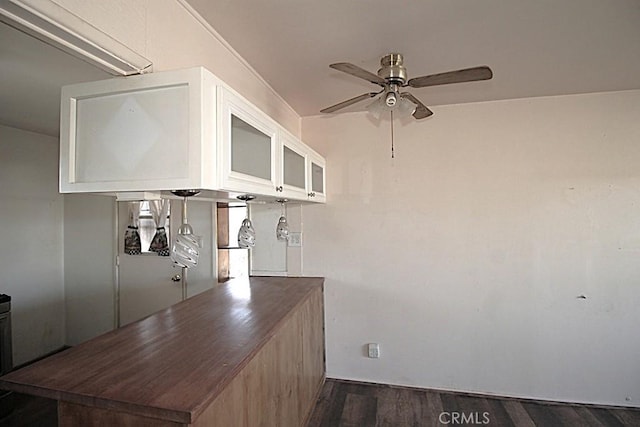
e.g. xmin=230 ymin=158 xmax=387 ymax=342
xmin=0 ymin=0 xmax=152 ymax=76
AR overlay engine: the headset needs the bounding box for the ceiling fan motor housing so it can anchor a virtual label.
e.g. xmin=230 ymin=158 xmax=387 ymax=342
xmin=378 ymin=53 xmax=407 ymax=85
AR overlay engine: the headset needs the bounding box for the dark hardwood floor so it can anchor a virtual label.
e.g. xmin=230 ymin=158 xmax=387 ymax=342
xmin=307 ymin=379 xmax=640 ymax=427
xmin=2 ymin=378 xmax=640 ymax=426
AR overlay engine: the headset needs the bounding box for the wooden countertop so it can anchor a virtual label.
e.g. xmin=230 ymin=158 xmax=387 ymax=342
xmin=0 ymin=276 xmax=324 ymax=424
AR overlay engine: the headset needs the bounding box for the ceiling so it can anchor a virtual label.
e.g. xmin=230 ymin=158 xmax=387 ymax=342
xmin=1 ymin=1 xmax=639 ymax=137
xmin=0 ymin=21 xmax=111 ymax=136
xmin=186 ymin=0 xmax=640 ymax=118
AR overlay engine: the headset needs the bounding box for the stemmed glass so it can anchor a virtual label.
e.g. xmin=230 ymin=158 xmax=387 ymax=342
xmin=275 ymin=199 xmax=289 ymax=241
xmin=237 ymin=195 xmax=256 ymax=248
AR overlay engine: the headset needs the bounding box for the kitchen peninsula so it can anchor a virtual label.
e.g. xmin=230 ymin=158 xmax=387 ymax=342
xmin=0 ymin=277 xmax=325 ymax=426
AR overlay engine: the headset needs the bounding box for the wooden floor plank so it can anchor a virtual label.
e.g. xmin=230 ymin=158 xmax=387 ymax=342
xmin=423 ymin=390 xmax=444 ymax=419
xmin=610 ymin=407 xmax=640 ymax=426
xmin=8 ymin=378 xmax=640 ymax=427
xmin=501 ymin=400 xmax=536 ymax=427
xmin=552 ymin=405 xmax=590 ymax=426
xmin=375 ymin=386 xmax=418 ymax=426
xmin=414 ymin=390 xmax=444 ymax=427
xmin=306 ymin=380 xmax=335 ymax=427
xmin=589 ymin=407 xmax=626 ymax=427
xmin=316 ymin=381 xmax=348 ymax=427
xmin=438 ymin=392 xmax=458 ymax=415
xmin=484 ymin=397 xmax=516 ymax=427
xmin=339 ymin=393 xmax=377 ymax=427
xmin=453 ymin=395 xmax=493 ymax=424
xmin=522 ymin=401 xmax=564 ymax=426
xmin=574 ymin=406 xmax=606 ymax=427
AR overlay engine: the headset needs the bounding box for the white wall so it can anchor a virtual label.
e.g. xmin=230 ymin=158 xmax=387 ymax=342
xmin=250 ymin=203 xmax=287 ymax=276
xmin=301 ymin=89 xmax=640 ymax=407
xmin=64 ymin=194 xmax=114 ymax=345
xmin=0 ymin=125 xmax=65 ymax=365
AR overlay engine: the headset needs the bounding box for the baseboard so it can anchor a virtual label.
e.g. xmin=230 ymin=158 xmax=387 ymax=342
xmin=326 ymin=377 xmax=640 ymax=411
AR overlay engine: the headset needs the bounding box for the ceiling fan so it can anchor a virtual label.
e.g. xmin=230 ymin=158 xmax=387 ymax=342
xmin=321 ymin=53 xmax=493 ymax=119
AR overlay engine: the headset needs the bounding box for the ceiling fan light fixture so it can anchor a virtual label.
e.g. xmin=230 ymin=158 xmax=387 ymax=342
xmin=366 ymin=91 xmax=415 ymax=119
xmin=397 ymin=96 xmax=417 ymax=116
xmin=365 ymin=96 xmax=385 ymax=117
xmin=384 ymin=91 xmax=397 ymax=107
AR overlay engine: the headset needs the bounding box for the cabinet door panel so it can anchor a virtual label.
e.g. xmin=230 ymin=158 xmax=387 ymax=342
xmin=311 ymin=162 xmax=324 ymax=193
xmin=307 ymin=153 xmax=326 ymax=203
xmin=278 ymin=131 xmax=309 ymax=200
xmin=219 ymin=87 xmax=278 ymax=196
xmin=231 ymin=116 xmax=272 ymax=180
xmin=75 ymin=85 xmax=189 ymax=183
xmin=60 ymin=67 xmax=217 ymax=193
xmin=283 ymin=146 xmax=306 ymax=190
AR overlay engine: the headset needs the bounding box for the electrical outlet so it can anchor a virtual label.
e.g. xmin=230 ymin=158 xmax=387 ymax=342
xmin=288 ymin=232 xmax=302 ymax=247
xmin=368 ymin=343 xmax=380 ymax=358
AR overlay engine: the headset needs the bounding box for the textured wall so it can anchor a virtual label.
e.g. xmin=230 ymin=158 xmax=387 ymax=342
xmin=0 ymin=125 xmax=65 ymax=365
xmin=302 ymin=89 xmax=640 ymax=407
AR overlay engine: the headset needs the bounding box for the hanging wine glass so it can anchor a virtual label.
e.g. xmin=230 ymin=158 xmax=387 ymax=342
xmin=170 ymin=190 xmax=201 ymax=268
xmin=238 ymin=218 xmax=256 ymax=248
xmin=237 ymin=195 xmax=256 ymax=248
xmin=276 ymin=199 xmax=289 ymax=241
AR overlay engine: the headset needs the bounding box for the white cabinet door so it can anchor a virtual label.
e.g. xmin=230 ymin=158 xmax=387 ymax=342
xmin=60 ymin=67 xmax=217 ymax=193
xmin=278 ymin=130 xmax=309 ymax=200
xmin=218 ymin=87 xmax=279 ymax=196
xmin=307 ymin=152 xmax=326 ymax=203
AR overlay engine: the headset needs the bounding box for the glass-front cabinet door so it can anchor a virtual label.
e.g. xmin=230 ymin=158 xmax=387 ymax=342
xmin=279 ymin=131 xmax=309 ymax=200
xmin=308 ymin=152 xmax=326 ymax=203
xmin=60 ymin=67 xmax=217 ymax=193
xmin=219 ymin=87 xmax=278 ymax=196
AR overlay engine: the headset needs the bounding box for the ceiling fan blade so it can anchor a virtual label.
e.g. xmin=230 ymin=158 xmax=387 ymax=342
xmin=400 ymin=92 xmax=433 ymax=119
xmin=407 ymin=66 xmax=493 ymax=88
xmin=320 ymin=91 xmax=382 ymax=114
xmin=330 ymin=62 xmax=386 ymax=85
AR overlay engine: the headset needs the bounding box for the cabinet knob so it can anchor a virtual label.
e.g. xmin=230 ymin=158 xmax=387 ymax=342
xmin=308 ymin=192 xmax=315 ymax=198
xmin=276 ymin=186 xmax=283 ymax=192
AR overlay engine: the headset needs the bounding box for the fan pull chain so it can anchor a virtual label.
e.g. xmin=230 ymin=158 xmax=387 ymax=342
xmin=390 ymin=110 xmax=395 ymax=158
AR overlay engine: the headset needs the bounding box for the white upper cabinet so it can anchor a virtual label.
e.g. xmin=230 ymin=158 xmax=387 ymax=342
xmin=307 ymin=151 xmax=326 ymax=203
xmin=60 ymin=67 xmax=217 ymax=193
xmin=217 ymin=86 xmax=278 ymax=196
xmin=59 ymin=66 xmax=325 ymax=203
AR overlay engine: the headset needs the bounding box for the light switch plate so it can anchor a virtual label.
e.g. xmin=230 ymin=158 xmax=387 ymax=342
xmin=288 ymin=232 xmax=302 ymax=247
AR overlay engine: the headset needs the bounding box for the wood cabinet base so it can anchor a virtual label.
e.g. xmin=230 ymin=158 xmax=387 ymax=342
xmin=194 ymin=287 xmax=325 ymax=427
xmin=1 ymin=278 xmax=325 ymax=426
